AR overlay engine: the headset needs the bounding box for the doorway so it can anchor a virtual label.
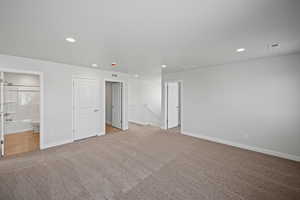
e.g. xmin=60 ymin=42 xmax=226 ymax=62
xmin=105 ymin=81 xmax=123 ymax=134
xmin=166 ymin=81 xmax=182 ymax=132
xmin=72 ymin=78 xmax=100 ymax=140
xmin=0 ymin=71 xmax=42 ymax=157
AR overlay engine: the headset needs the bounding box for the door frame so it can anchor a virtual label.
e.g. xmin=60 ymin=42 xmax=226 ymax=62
xmin=104 ymin=79 xmax=126 ymax=134
xmin=0 ymin=68 xmax=44 ymax=156
xmin=164 ymin=80 xmax=183 ymax=132
xmin=72 ymin=77 xmax=101 ymax=141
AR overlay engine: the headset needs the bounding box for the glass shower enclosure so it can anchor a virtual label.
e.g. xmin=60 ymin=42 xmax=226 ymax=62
xmin=0 ymin=71 xmax=40 ymax=157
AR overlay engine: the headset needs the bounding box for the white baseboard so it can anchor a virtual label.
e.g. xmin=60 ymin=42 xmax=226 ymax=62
xmin=97 ymin=132 xmax=105 ymax=136
xmin=41 ymin=139 xmax=74 ymax=150
xmin=129 ymin=120 xmax=161 ymax=128
xmin=182 ymin=131 xmax=300 ymax=162
xmin=42 ymin=132 xmax=105 ymax=149
xmin=129 ymin=120 xmax=149 ymax=126
xmin=148 ymin=122 xmax=161 ymax=127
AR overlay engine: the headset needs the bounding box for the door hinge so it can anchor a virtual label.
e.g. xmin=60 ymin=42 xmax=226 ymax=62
xmin=0 ymin=140 xmax=3 ymax=145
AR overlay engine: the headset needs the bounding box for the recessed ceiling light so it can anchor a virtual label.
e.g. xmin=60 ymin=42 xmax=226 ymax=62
xmin=161 ymin=65 xmax=167 ymax=68
xmin=134 ymin=74 xmax=139 ymax=78
xmin=236 ymin=48 xmax=245 ymax=52
xmin=65 ymin=37 xmax=76 ymax=43
xmin=91 ymin=64 xmax=98 ymax=67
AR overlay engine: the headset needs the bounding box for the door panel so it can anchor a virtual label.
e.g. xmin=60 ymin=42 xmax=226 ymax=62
xmin=74 ymin=79 xmax=100 ymax=140
xmin=112 ymin=82 xmax=122 ymax=129
xmin=167 ymin=82 xmax=179 ymax=128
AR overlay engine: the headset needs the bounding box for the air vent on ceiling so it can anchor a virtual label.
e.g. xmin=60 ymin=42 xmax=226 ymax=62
xmin=269 ymin=43 xmax=280 ymax=49
xmin=271 ymin=43 xmax=280 ymax=48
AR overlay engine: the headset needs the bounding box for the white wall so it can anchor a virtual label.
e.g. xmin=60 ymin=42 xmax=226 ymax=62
xmin=128 ymin=78 xmax=161 ymax=126
xmin=105 ymin=82 xmax=112 ymax=124
xmin=162 ymin=53 xmax=300 ymax=161
xmin=0 ymin=54 xmax=129 ymax=149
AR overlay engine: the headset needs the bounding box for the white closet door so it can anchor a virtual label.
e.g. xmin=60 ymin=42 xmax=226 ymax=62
xmin=167 ymin=82 xmax=179 ymax=128
xmin=112 ymin=82 xmax=122 ymax=129
xmin=73 ymin=79 xmax=100 ymax=140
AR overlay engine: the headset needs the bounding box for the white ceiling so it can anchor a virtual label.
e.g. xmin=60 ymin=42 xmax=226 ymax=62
xmin=0 ymin=0 xmax=300 ymax=76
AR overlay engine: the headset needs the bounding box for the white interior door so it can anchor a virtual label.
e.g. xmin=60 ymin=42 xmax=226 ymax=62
xmin=112 ymin=82 xmax=122 ymax=129
xmin=73 ymin=79 xmax=100 ymax=140
xmin=167 ymin=82 xmax=179 ymax=128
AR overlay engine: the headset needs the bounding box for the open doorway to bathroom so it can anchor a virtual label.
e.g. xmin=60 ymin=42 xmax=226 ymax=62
xmin=0 ymin=71 xmax=41 ymax=157
xmin=105 ymin=81 xmax=123 ymax=134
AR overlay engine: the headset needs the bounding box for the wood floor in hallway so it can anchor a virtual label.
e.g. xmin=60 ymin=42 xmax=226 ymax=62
xmin=0 ymin=123 xmax=299 ymax=200
xmin=4 ymin=131 xmax=40 ymax=157
xmin=105 ymin=123 xmax=122 ymax=134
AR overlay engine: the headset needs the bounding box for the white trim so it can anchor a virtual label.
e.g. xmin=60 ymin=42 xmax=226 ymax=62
xmin=39 ymin=72 xmax=45 ymax=149
xmin=44 ymin=132 xmax=105 ymax=149
xmin=41 ymin=139 xmax=74 ymax=149
xmin=72 ymin=79 xmax=75 ymax=141
xmin=148 ymin=122 xmax=160 ymax=127
xmin=163 ymin=82 xmax=168 ymax=130
xmin=0 ymin=68 xmax=44 ymax=152
xmin=164 ymin=80 xmax=183 ymax=132
xmin=182 ymin=131 xmax=300 ymax=162
xmin=129 ymin=120 xmax=160 ymax=127
xmin=0 ymin=72 xmax=4 ymax=156
xmin=129 ymin=120 xmax=148 ymax=126
xmin=97 ymin=132 xmax=105 ymax=136
xmin=104 ymin=79 xmax=127 ymax=134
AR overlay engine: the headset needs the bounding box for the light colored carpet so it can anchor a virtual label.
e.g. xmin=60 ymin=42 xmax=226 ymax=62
xmin=0 ymin=123 xmax=299 ymax=200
